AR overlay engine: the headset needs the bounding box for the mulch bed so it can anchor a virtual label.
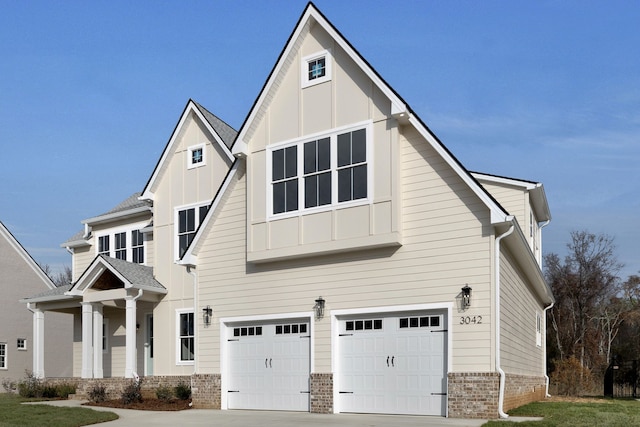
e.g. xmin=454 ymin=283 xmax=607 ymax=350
xmin=84 ymin=398 xmax=192 ymax=411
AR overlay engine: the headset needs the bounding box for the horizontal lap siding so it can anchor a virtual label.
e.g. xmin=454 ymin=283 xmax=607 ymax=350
xmin=500 ymin=247 xmax=543 ymax=375
xmin=197 ymin=126 xmax=493 ymax=374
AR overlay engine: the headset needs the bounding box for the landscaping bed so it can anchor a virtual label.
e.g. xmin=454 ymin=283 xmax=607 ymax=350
xmin=85 ymin=397 xmax=191 ymax=411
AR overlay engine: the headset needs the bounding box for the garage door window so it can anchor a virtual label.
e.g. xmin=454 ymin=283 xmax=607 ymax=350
xmin=275 ymin=323 xmax=307 ymax=334
xmin=345 ymin=319 xmax=382 ymax=331
xmin=399 ymin=315 xmax=441 ymax=328
xmin=233 ymin=326 xmax=263 ymax=337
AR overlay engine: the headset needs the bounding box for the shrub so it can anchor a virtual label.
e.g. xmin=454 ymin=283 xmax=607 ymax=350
xmin=88 ymin=383 xmax=107 ymax=403
xmin=121 ymin=378 xmax=143 ymax=405
xmin=41 ymin=384 xmax=58 ymax=398
xmin=55 ymin=382 xmax=76 ymax=398
xmin=17 ymin=371 xmax=43 ymax=398
xmin=552 ymin=356 xmax=594 ymax=396
xmin=156 ymin=385 xmax=173 ymax=401
xmin=174 ymin=382 xmax=191 ymax=400
xmin=2 ymin=379 xmax=16 ymax=393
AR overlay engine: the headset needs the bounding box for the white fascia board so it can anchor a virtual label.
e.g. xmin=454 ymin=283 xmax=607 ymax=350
xmin=407 ymin=115 xmax=509 ymax=225
xmin=181 ymin=161 xmax=239 ymax=262
xmin=67 ymin=262 xmax=106 ymax=295
xmin=81 ymin=206 xmax=152 ymax=226
xmin=471 ymin=172 xmax=538 ymax=190
xmin=0 ymin=221 xmax=57 ymax=290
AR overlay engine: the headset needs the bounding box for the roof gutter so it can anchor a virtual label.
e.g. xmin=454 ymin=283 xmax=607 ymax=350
xmin=495 ymin=220 xmax=515 ymax=419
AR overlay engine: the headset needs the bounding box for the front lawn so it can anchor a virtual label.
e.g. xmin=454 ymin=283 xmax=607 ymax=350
xmin=483 ymin=397 xmax=640 ymax=426
xmin=0 ymin=393 xmax=118 ymax=427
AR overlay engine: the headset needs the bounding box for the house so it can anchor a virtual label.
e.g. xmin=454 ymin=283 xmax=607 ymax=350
xmin=22 ymin=3 xmax=553 ymax=419
xmin=0 ymin=221 xmax=72 ymax=385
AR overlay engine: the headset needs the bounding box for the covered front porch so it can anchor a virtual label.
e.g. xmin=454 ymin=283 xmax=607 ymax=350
xmin=22 ymin=255 xmax=166 ymax=379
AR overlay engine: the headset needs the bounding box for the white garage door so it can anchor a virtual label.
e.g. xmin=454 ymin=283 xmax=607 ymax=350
xmin=227 ymin=320 xmax=310 ymax=411
xmin=338 ymin=312 xmax=447 ymax=416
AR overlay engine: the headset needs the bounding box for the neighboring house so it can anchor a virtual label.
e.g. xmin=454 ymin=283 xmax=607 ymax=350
xmin=0 ymin=221 xmax=72 ymax=385
xmin=22 ymin=3 xmax=553 ymax=419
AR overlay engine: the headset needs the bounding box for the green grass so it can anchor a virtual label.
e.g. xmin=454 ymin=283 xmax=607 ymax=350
xmin=483 ymin=398 xmax=640 ymax=427
xmin=0 ymin=393 xmax=118 ymax=427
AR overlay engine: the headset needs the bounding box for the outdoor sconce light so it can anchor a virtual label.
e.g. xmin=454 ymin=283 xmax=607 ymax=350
xmin=314 ymin=296 xmax=325 ymax=320
xmin=202 ymin=305 xmax=213 ymax=326
xmin=461 ymin=285 xmax=472 ymax=309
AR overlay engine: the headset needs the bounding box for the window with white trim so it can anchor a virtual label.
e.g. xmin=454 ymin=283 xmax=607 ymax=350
xmin=114 ymin=232 xmax=126 ymax=260
xmin=0 ymin=343 xmax=6 ymax=369
xmin=95 ymin=227 xmax=146 ymax=263
xmin=176 ymin=204 xmax=209 ymax=259
xmin=188 ymin=144 xmax=206 ymax=169
xmin=268 ymin=122 xmax=370 ymax=217
xmin=17 ymin=338 xmax=26 ymax=350
xmin=131 ymin=230 xmax=144 ymax=264
xmin=98 ymin=235 xmax=110 ymax=256
xmin=176 ymin=310 xmax=195 ymax=364
xmin=536 ymin=312 xmax=542 ymax=347
xmin=302 ymin=50 xmax=331 ymax=88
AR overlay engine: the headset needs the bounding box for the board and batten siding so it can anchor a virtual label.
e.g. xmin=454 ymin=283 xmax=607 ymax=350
xmin=499 ymin=246 xmax=545 ymax=376
xmin=195 ymin=121 xmax=496 ymax=375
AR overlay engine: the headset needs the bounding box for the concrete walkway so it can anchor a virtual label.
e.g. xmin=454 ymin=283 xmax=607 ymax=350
xmin=30 ymin=399 xmax=493 ymax=427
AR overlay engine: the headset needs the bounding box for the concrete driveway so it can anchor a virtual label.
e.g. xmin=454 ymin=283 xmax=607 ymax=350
xmin=31 ymin=399 xmax=492 ymax=427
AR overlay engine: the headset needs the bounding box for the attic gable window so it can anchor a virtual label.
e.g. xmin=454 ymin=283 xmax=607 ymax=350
xmin=188 ymin=144 xmax=206 ymax=169
xmin=302 ymin=50 xmax=331 ymax=88
xmin=268 ymin=121 xmax=371 ymax=217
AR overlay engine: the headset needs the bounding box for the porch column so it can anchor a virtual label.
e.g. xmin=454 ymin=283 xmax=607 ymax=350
xmin=92 ymin=304 xmax=104 ymax=378
xmin=81 ymin=302 xmax=94 ymax=378
xmin=32 ymin=308 xmax=45 ymax=378
xmin=125 ymin=292 xmax=141 ymax=378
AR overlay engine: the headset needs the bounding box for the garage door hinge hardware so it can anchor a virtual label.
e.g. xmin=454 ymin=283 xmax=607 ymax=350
xmin=301 ymin=335 xmax=310 ymax=338
xmin=339 ymin=391 xmax=354 ymax=394
xmin=431 ymin=330 xmax=448 ymax=333
xmin=228 ymin=390 xmax=240 ymax=393
xmin=339 ymin=334 xmax=354 ymax=337
xmin=300 ymin=391 xmax=310 ymax=394
xmin=431 ymin=392 xmax=447 ymax=395
xmin=228 ymin=339 xmax=240 ymax=341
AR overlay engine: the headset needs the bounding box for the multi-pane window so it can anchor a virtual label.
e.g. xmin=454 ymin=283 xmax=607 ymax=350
xmin=178 ymin=312 xmax=194 ymax=362
xmin=270 ymin=125 xmax=368 ymax=215
xmin=114 ymin=232 xmax=126 ymax=260
xmin=102 ymin=320 xmax=109 ymax=353
xmin=192 ymin=148 xmax=203 ymax=164
xmin=304 ymin=138 xmax=331 ymax=208
xmin=0 ymin=343 xmax=6 ymax=368
xmin=177 ymin=205 xmax=209 ymax=258
xmin=17 ymin=338 xmax=26 ymax=350
xmin=188 ymin=144 xmax=206 ymax=169
xmin=337 ymin=129 xmax=367 ymax=202
xmin=98 ymin=236 xmax=110 ymax=256
xmin=272 ymin=146 xmax=298 ymax=214
xmin=308 ymin=57 xmax=326 ymax=80
xmin=131 ymin=230 xmax=144 ymax=264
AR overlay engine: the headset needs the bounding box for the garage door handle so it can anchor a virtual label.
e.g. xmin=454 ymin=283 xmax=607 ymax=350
xmin=387 ymin=356 xmax=389 ymax=367
xmin=392 ymin=356 xmax=394 ymax=367
xmin=265 ymin=358 xmax=268 ymax=368
xmin=270 ymin=358 xmax=272 ymax=368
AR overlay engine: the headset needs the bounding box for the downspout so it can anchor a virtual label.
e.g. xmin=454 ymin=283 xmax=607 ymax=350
xmin=495 ymin=222 xmax=515 ymax=419
xmin=543 ymin=302 xmax=554 ymax=397
xmin=187 ymin=266 xmax=198 ymax=375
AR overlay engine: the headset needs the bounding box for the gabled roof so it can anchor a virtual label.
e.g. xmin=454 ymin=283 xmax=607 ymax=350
xmin=21 ymin=284 xmax=73 ymax=304
xmin=140 ymin=99 xmax=237 ymax=200
xmin=471 ymin=172 xmax=552 ymax=222
xmin=0 ymin=220 xmax=56 ymax=290
xmin=231 ymin=2 xmax=510 ymax=225
xmin=81 ymin=192 xmax=151 ymax=226
xmin=68 ymin=255 xmax=166 ymax=296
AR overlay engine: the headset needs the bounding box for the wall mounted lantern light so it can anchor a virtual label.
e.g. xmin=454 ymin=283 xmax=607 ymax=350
xmin=461 ymin=285 xmax=472 ymax=309
xmin=314 ymin=296 xmax=325 ymax=320
xmin=202 ymin=305 xmax=213 ymax=326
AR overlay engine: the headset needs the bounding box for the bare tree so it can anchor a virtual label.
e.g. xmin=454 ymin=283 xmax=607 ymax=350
xmin=545 ymin=231 xmax=622 ymax=370
xmin=39 ymin=263 xmax=73 ymax=287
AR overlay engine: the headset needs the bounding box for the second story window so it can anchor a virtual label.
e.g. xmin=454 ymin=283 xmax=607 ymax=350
xmin=132 ymin=230 xmax=144 ymax=264
xmin=98 ymin=236 xmax=110 ymax=256
xmin=272 ymin=146 xmax=298 ymax=214
xmin=114 ymin=232 xmax=126 ymax=260
xmin=176 ymin=204 xmax=209 ymax=259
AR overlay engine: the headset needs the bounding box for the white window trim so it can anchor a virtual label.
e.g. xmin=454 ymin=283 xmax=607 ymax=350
xmin=302 ymin=49 xmax=332 ymax=88
xmin=94 ymin=220 xmax=148 ymax=264
xmin=173 ymin=201 xmax=210 ymax=261
xmin=17 ymin=338 xmax=27 ymax=351
xmin=176 ymin=308 xmax=195 ymax=366
xmin=266 ymin=120 xmax=373 ymax=221
xmin=187 ymin=143 xmax=206 ymax=169
xmin=103 ymin=319 xmax=109 ymax=354
xmin=536 ymin=311 xmax=542 ymax=347
xmin=0 ymin=342 xmax=6 ymax=369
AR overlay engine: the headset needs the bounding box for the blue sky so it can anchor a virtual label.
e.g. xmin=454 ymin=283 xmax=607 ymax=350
xmin=1 ymin=1 xmax=638 ymax=280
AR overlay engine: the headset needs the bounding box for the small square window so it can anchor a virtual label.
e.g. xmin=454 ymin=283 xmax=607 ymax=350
xmin=430 ymin=316 xmax=440 ymax=327
xmin=399 ymin=318 xmax=409 ymax=328
xmin=17 ymin=338 xmax=26 ymax=350
xmin=276 ymin=325 xmax=283 ymax=335
xmin=188 ymin=144 xmax=206 ymax=169
xmin=302 ymin=50 xmax=331 ymax=88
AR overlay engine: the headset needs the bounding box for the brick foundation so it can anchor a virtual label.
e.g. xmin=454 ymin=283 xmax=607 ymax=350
xmin=502 ymin=374 xmax=546 ymax=412
xmin=310 ymin=373 xmax=333 ymax=413
xmin=190 ymin=374 xmax=221 ymax=409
